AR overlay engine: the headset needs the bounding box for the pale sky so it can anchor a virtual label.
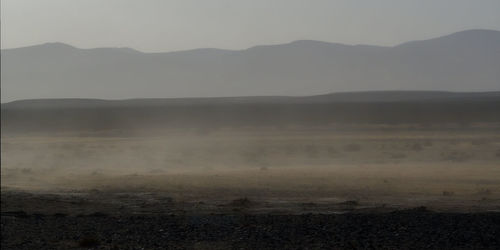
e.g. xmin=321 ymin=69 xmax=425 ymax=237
xmin=2 ymin=0 xmax=500 ymax=52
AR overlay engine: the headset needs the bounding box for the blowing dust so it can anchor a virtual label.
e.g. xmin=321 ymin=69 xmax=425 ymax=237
xmin=2 ymin=127 xmax=499 ymax=208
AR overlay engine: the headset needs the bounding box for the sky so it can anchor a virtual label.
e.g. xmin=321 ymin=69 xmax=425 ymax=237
xmin=1 ymin=0 xmax=500 ymax=52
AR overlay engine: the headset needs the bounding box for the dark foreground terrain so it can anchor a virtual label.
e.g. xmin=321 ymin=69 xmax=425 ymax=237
xmin=2 ymin=190 xmax=500 ymax=250
xmin=2 ymin=208 xmax=500 ymax=250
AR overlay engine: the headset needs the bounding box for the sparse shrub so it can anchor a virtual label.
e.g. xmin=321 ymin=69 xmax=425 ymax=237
xmin=78 ymin=235 xmax=100 ymax=247
xmin=243 ymin=147 xmax=267 ymax=164
xmin=471 ymin=139 xmax=488 ymax=146
xmin=343 ymin=143 xmax=361 ymax=152
xmin=410 ymin=143 xmax=423 ymax=151
xmin=326 ymin=146 xmax=337 ymax=157
xmin=3 ymin=211 xmax=29 ymax=218
xmin=181 ymin=149 xmax=194 ymax=158
xmin=442 ymin=191 xmax=455 ymax=196
xmin=194 ymin=127 xmax=213 ymax=136
xmin=338 ymin=200 xmax=359 ymax=210
xmin=440 ymin=151 xmax=471 ymax=162
xmin=301 ymin=202 xmax=316 ymax=207
xmin=339 ymin=200 xmax=359 ymax=206
xmin=89 ymin=189 xmax=101 ymax=194
xmin=390 ymin=153 xmax=406 ymax=159
xmin=21 ymin=168 xmax=32 ymax=174
xmin=409 ymin=206 xmax=429 ymax=213
xmin=229 ymin=197 xmax=253 ymax=208
xmin=304 ymin=144 xmax=319 ymax=158
xmin=476 ymin=188 xmax=492 ymax=196
xmin=283 ymin=144 xmax=299 ymax=155
xmin=88 ymin=212 xmax=109 ymax=217
xmin=149 ymin=168 xmax=165 ymax=174
xmin=458 ymin=122 xmax=472 ymax=129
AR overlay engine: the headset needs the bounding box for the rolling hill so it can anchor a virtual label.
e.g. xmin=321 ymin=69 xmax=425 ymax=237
xmin=2 ymin=91 xmax=499 ymax=133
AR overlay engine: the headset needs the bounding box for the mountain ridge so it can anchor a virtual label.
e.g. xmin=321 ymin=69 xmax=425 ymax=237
xmin=4 ymin=29 xmax=497 ymax=53
xmin=2 ymin=29 xmax=499 ymax=102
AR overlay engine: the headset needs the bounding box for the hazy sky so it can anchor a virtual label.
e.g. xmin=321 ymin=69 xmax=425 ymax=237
xmin=2 ymin=0 xmax=500 ymax=52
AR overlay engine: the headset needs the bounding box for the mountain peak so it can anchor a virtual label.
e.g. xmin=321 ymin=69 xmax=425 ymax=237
xmin=1 ymin=42 xmax=76 ymax=52
xmin=288 ymin=40 xmax=336 ymax=46
xmin=38 ymin=42 xmax=76 ymax=49
xmin=449 ymin=29 xmax=500 ymax=36
xmin=440 ymin=29 xmax=500 ymax=42
xmin=396 ymin=29 xmax=500 ymax=48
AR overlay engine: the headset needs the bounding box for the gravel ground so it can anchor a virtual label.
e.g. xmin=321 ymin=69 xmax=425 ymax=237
xmin=2 ymin=208 xmax=500 ymax=250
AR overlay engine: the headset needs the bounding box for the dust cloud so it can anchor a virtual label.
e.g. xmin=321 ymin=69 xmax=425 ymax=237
xmin=2 ymin=125 xmax=500 ymax=211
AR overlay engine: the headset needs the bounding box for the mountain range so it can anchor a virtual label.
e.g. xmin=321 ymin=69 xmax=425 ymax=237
xmin=2 ymin=29 xmax=499 ymax=102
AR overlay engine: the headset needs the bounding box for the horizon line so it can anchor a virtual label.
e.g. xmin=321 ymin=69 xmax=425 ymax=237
xmin=2 ymin=29 xmax=498 ymax=54
xmin=4 ymin=90 xmax=500 ymax=104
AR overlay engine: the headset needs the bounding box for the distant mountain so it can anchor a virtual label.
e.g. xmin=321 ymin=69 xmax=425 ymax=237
xmin=2 ymin=29 xmax=500 ymax=102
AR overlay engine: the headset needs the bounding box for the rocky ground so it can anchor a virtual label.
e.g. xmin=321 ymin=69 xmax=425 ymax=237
xmin=2 ymin=208 xmax=500 ymax=249
xmin=2 ymin=190 xmax=500 ymax=250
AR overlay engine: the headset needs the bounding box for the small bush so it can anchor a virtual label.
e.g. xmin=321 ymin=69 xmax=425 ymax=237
xmin=326 ymin=146 xmax=337 ymax=156
xmin=149 ymin=168 xmax=165 ymax=174
xmin=441 ymin=151 xmax=471 ymax=162
xmin=476 ymin=188 xmax=492 ymax=196
xmin=410 ymin=143 xmax=423 ymax=151
xmin=21 ymin=168 xmax=32 ymax=174
xmin=343 ymin=144 xmax=361 ymax=152
xmin=304 ymin=144 xmax=319 ymax=158
xmin=442 ymin=191 xmax=455 ymax=196
xmin=390 ymin=153 xmax=407 ymax=159
xmin=78 ymin=235 xmax=100 ymax=248
xmin=338 ymin=200 xmax=359 ymax=206
xmin=471 ymin=139 xmax=488 ymax=146
xmin=284 ymin=145 xmax=298 ymax=155
xmin=229 ymin=197 xmax=253 ymax=208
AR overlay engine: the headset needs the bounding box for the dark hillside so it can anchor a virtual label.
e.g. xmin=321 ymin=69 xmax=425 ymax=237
xmin=2 ymin=92 xmax=499 ymax=133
